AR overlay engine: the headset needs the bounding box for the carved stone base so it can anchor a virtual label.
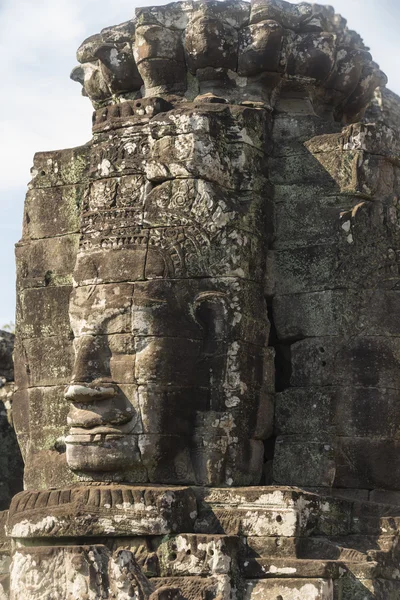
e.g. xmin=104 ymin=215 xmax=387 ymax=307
xmin=6 ymin=486 xmax=400 ymax=599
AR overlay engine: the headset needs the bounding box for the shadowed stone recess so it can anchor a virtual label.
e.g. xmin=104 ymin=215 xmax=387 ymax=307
xmin=8 ymin=0 xmax=400 ymax=598
xmin=0 ymin=332 xmax=23 ymax=510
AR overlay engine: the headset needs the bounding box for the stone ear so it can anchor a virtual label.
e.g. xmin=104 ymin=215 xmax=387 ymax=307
xmin=192 ymin=292 xmax=229 ymax=357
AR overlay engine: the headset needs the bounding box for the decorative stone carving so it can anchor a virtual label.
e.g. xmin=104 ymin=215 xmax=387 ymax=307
xmin=9 ymin=0 xmax=400 ymax=598
xmin=72 ymin=0 xmax=386 ymax=124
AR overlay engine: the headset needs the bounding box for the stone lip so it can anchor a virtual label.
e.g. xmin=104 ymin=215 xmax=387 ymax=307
xmin=71 ymin=0 xmax=387 ymax=123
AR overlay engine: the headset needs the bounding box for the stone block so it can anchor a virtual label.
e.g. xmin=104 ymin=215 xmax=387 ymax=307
xmin=13 ymin=386 xmax=69 ymax=441
xmin=269 ymin=153 xmax=339 ymax=188
xmin=134 ymin=336 xmax=204 ymax=386
xmin=88 ymin=129 xmax=151 ymax=179
xmin=185 ymin=16 xmax=238 ymax=72
xmin=273 ymin=437 xmax=336 ymax=488
xmin=307 ymin=123 xmax=400 ymax=161
xmin=154 ymin=534 xmax=239 ymax=576
xmin=274 ymin=202 xmax=400 ymax=295
xmin=238 ymin=21 xmax=283 ymax=77
xmin=17 ymin=286 xmax=72 ymax=339
xmin=69 ymin=283 xmax=134 ymax=336
xmin=274 ymin=289 xmax=400 ymax=339
xmin=275 ymin=387 xmax=400 ymax=440
xmin=305 ymin=131 xmax=396 ymax=198
xmin=130 ymin=278 xmax=270 ymax=345
xmin=135 ymin=24 xmax=186 ymax=93
xmin=143 ymin=178 xmax=270 ymax=239
xmin=30 ymin=146 xmax=89 ymax=189
xmin=14 ymin=336 xmax=74 ymax=389
xmin=190 ymin=435 xmax=264 ymax=486
xmin=138 ymin=434 xmax=196 ymax=484
xmin=244 ymin=578 xmax=334 ymax=599
xmin=335 ymin=438 xmax=400 ymax=491
xmin=273 ymin=245 xmax=338 ymax=295
xmin=10 ymin=545 xmax=155 ymax=600
xmin=196 ymin=487 xmax=351 ymax=537
xmin=138 ymin=385 xmax=208 ymax=436
xmin=151 ymin=575 xmax=233 ymax=599
xmin=290 ymin=337 xmax=400 ymax=389
xmin=287 ymin=32 xmax=336 ymax=82
xmin=274 ymin=201 xmax=343 ymax=250
xmin=134 ymin=24 xmax=185 ymax=64
xmin=243 ymin=557 xmax=361 ymax=579
xmin=333 ymin=577 xmax=400 ymax=600
xmin=275 ymin=435 xmax=400 ymax=491
xmin=275 ymin=388 xmax=336 ymax=438
xmin=73 ymin=245 xmax=148 ymax=284
xmin=23 ymin=185 xmax=83 ymax=240
xmin=272 ymin=114 xmax=340 ymax=157
xmin=369 ymin=490 xmax=400 ymax=505
xmin=16 ymin=235 xmax=79 ymax=290
xmin=137 ymin=58 xmax=187 ymax=95
xmin=146 ymin=132 xmax=265 ymax=192
xmin=23 ymin=447 xmax=75 ymax=491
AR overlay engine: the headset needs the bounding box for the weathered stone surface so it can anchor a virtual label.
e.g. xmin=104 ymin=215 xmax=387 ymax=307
xmin=8 ymin=486 xmax=197 ymax=538
xmin=0 ymin=333 xmax=23 ymax=512
xmin=10 ymin=546 xmax=154 ymax=600
xmin=16 ymin=235 xmax=79 ymax=290
xmin=0 ymin=334 xmax=13 ymax=386
xmin=290 ymin=337 xmax=400 ymax=389
xmin=22 ymin=185 xmax=82 ymax=240
xmin=14 ymin=336 xmax=74 ymax=389
xmin=29 ymin=147 xmax=89 ymax=189
xmin=154 ymin=534 xmax=239 ymax=577
xmin=274 ymin=290 xmax=400 ymax=338
xmin=71 ymin=0 xmax=386 ymax=122
xmin=195 ymin=487 xmax=352 ymax=537
xmin=0 ymin=512 xmax=9 ymax=600
xmin=275 ymin=387 xmax=400 ymax=440
xmin=8 ymin=1 xmax=400 ymax=598
xmin=244 ymin=578 xmax=334 ymax=599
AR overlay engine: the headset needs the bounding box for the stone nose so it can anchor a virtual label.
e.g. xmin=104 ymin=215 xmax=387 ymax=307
xmin=71 ymin=334 xmax=112 ymax=387
xmin=64 ymin=384 xmax=117 ymax=403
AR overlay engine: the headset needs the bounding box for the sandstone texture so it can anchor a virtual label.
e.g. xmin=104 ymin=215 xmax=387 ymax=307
xmin=7 ymin=0 xmax=400 ymax=598
xmin=0 ymin=332 xmax=23 ymax=511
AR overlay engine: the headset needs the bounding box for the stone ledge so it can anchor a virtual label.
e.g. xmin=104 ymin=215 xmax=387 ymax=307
xmin=8 ymin=486 xmax=198 ymax=538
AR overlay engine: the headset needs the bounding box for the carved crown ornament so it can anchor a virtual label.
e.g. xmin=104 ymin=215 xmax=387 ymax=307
xmin=71 ymin=0 xmax=387 ymax=124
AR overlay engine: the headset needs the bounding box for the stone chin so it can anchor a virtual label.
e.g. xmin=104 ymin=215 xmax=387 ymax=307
xmin=66 ymin=431 xmax=140 ymax=472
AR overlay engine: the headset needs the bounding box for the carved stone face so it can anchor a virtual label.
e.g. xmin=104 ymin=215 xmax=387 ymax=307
xmin=65 ymin=244 xmax=271 ymax=484
xmin=65 ymin=246 xmax=207 ymax=480
xmin=60 ymin=100 xmax=273 ymax=486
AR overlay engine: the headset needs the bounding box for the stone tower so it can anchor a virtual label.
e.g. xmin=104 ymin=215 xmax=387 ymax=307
xmin=6 ymin=0 xmax=400 ymax=598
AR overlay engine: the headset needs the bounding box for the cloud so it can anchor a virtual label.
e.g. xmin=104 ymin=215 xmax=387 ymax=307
xmin=1 ymin=0 xmax=399 ymax=195
xmin=0 ymin=0 xmax=172 ymax=194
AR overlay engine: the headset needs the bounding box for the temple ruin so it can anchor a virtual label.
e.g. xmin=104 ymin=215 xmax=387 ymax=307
xmin=2 ymin=0 xmax=400 ymax=597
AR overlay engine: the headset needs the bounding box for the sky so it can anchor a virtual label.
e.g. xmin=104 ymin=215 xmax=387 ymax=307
xmin=0 ymin=0 xmax=399 ymax=326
